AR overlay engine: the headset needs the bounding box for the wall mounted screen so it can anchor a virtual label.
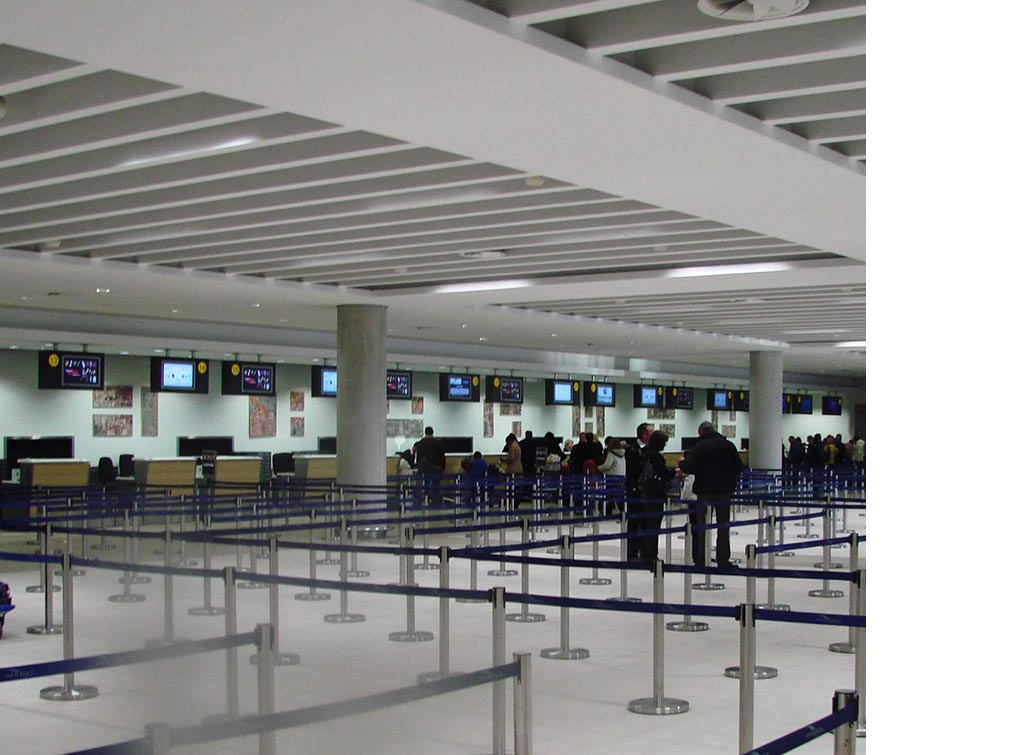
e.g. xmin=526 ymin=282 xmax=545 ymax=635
xmin=584 ymin=382 xmax=616 ymax=407
xmin=706 ymin=389 xmax=733 ymax=411
xmin=485 ymin=376 xmax=523 ymax=404
xmin=222 ymin=361 xmax=276 ymax=396
xmin=666 ymin=387 xmax=693 ymax=410
xmin=151 ymin=357 xmax=209 ymax=393
xmin=633 ymin=384 xmax=662 ymax=409
xmin=822 ymin=396 xmax=843 ymax=416
xmin=311 ymin=366 xmax=337 ymax=398
xmin=387 ymin=370 xmax=412 ymax=399
xmin=791 ymin=395 xmax=813 ymax=415
xmin=439 ymin=373 xmax=479 ymax=402
xmin=545 ymin=379 xmax=578 ymax=406
xmin=39 ymin=351 xmax=105 ymax=390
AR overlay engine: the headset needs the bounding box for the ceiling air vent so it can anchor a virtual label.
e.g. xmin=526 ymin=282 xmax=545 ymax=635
xmin=698 ymin=0 xmax=809 ymax=22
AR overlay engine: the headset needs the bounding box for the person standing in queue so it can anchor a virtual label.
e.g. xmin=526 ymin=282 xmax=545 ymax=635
xmin=637 ymin=430 xmax=674 ymax=566
xmin=415 ymin=426 xmax=446 ymax=507
xmin=624 ymin=422 xmax=653 ymax=562
xmin=679 ymin=421 xmax=745 ymax=569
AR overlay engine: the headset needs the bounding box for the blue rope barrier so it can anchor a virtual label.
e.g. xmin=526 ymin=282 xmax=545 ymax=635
xmin=0 ymin=550 xmax=61 ymax=565
xmin=743 ymin=699 xmax=857 ymax=755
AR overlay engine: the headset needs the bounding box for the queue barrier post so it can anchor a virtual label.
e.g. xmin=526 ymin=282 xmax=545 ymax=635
xmin=145 ymin=722 xmax=172 ymax=755
xmin=513 ymin=652 xmax=533 ymax=755
xmin=692 ymin=504 xmax=724 ymax=591
xmin=417 ymin=546 xmax=455 ymax=684
xmin=40 ymin=553 xmax=99 ymax=701
xmin=540 ymin=535 xmax=589 ymax=661
xmin=491 ymin=586 xmax=507 ymax=755
xmin=456 ymin=512 xmax=486 ymax=604
xmin=347 ymin=500 xmax=370 ymax=578
xmin=125 ymin=503 xmax=151 ymax=584
xmin=855 ymin=570 xmax=866 ymax=738
xmin=389 ymin=527 xmax=433 ymax=643
xmin=256 ymin=622 xmax=277 ymax=755
xmin=324 ymin=516 xmax=366 ymax=625
xmin=250 ymin=537 xmax=300 ymax=666
xmin=488 ymin=518 xmax=518 ymax=577
xmin=296 ymin=509 xmax=331 ymax=602
xmin=613 ymin=510 xmax=640 ymax=603
xmin=627 ymin=559 xmax=688 ymax=715
xmin=737 ymin=603 xmax=756 ymax=753
xmin=830 ymin=533 xmax=861 ymax=653
xmin=146 ymin=530 xmax=176 ymax=647
xmin=189 ymin=539 xmax=225 ymax=616
xmin=579 ymin=517 xmax=610 ymax=586
xmin=809 ymin=508 xmax=844 ymax=599
xmin=507 ymin=518 xmax=545 ymax=622
xmin=667 ymin=520 xmax=708 ymax=632
xmin=26 ymin=520 xmax=60 ymax=595
xmin=758 ymin=515 xmax=790 ymax=611
xmin=725 ymin=546 xmax=777 ymax=680
xmin=27 ymin=525 xmax=63 ymax=635
xmin=833 ymin=689 xmax=859 ymax=754
xmin=109 ymin=514 xmax=145 ymax=604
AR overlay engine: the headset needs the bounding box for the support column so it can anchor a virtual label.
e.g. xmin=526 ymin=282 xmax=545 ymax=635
xmin=749 ymin=351 xmax=784 ymax=471
xmin=336 ymin=305 xmax=388 ymax=487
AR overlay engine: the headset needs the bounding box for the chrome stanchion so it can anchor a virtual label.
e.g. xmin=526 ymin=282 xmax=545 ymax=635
xmin=855 ymin=570 xmax=866 ymax=738
xmin=540 ymin=536 xmax=589 ymax=660
xmin=796 ymin=506 xmax=816 ymax=538
xmin=119 ymin=507 xmax=151 ymax=585
xmin=255 ymin=623 xmax=277 ymax=755
xmin=809 ymin=511 xmax=845 ymax=598
xmin=316 ymin=497 xmax=341 ymax=565
xmin=188 ymin=539 xmax=225 ymax=616
xmin=667 ymin=522 xmax=708 ymax=632
xmin=109 ymin=518 xmax=145 ymax=604
xmin=177 ymin=496 xmax=199 ymax=566
xmin=833 ymin=689 xmax=859 ymax=754
xmin=513 ymin=652 xmax=533 ymax=755
xmin=146 ymin=531 xmax=176 ymax=647
xmin=296 ymin=511 xmax=331 ymax=601
xmin=325 ymin=518 xmax=366 ymax=625
xmin=418 ymin=546 xmax=457 ymax=684
xmin=507 ymin=519 xmax=545 ymax=622
xmin=40 ymin=553 xmax=99 ymax=701
xmin=725 ymin=546 xmax=777 ymax=680
xmin=611 ymin=510 xmax=641 ymax=603
xmin=737 ymin=603 xmax=756 ymax=752
xmin=27 ymin=533 xmax=63 ymax=635
xmin=415 ymin=526 xmax=440 ymax=571
xmin=830 ymin=534 xmax=861 ymax=653
xmin=756 ymin=516 xmax=790 ymax=611
xmin=579 ymin=517 xmax=611 ymax=586
xmin=250 ymin=538 xmax=300 ymax=666
xmin=692 ymin=510 xmax=724 ymax=591
xmin=627 ymin=559 xmax=688 ymax=715
xmin=776 ymin=506 xmax=795 ymax=556
xmin=487 ymin=519 xmax=518 ymax=577
xmin=389 ymin=527 xmax=433 ymax=643
xmin=347 ymin=506 xmax=370 ymax=577
xmin=456 ymin=522 xmax=486 ymax=604
xmin=26 ymin=522 xmax=60 ymax=594
xmin=224 ymin=567 xmax=239 ymax=719
xmin=491 ymin=586 xmax=508 ymax=755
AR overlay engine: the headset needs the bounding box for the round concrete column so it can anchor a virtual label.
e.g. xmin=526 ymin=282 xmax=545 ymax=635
xmin=749 ymin=351 xmax=784 ymax=470
xmin=336 ymin=305 xmax=387 ymax=486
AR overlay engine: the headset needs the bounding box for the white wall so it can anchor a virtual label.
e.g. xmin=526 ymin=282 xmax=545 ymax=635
xmin=0 ymin=351 xmax=861 ymax=466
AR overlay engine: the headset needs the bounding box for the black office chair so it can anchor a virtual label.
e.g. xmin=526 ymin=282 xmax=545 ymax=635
xmin=118 ymin=453 xmax=134 ymax=478
xmin=97 ymin=457 xmax=117 ymax=487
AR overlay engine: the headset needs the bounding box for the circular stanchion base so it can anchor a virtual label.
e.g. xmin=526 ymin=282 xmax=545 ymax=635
xmin=455 ymin=596 xmax=487 ymax=604
xmin=347 ymin=570 xmax=370 ymax=578
xmin=724 ymin=665 xmax=779 ymax=680
xmin=627 ymin=696 xmax=689 ymax=715
xmin=828 ymin=641 xmax=855 ymax=654
xmin=236 ymin=582 xmax=269 ymax=590
xmin=248 ymin=651 xmax=301 ymax=666
xmin=90 ymin=544 xmax=117 ymax=551
xmin=666 ymin=620 xmax=709 ymax=633
xmin=692 ymin=582 xmax=725 ymax=591
xmin=415 ymin=563 xmax=441 ymax=571
xmin=808 ymin=588 xmax=845 ymax=598
xmin=755 ymin=603 xmax=791 ymax=611
xmin=506 ymin=611 xmax=546 ymax=623
xmin=188 ymin=606 xmax=225 ymax=616
xmin=388 ymin=630 xmax=434 ymax=643
xmin=540 ymin=647 xmax=589 ymax=660
xmin=295 ymin=592 xmax=332 ymax=602
xmin=24 ymin=585 xmax=60 ymax=594
xmin=27 ymin=624 xmax=64 ymax=635
xmin=416 ymin=670 xmax=464 ymax=685
xmin=316 ymin=558 xmax=342 ymax=566
xmin=579 ymin=577 xmax=612 ymax=585
xmin=486 ymin=569 xmax=519 ymax=577
xmin=324 ymin=612 xmax=366 ymax=624
xmin=39 ymin=684 xmax=99 ymax=702
xmin=108 ymin=593 xmax=146 ymax=603
xmin=119 ymin=576 xmax=152 ymax=585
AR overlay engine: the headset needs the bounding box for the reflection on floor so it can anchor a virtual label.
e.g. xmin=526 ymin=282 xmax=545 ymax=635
xmin=0 ymin=508 xmax=866 ymax=754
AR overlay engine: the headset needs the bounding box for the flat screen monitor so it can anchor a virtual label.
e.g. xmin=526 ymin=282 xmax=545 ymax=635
xmin=680 ymin=436 xmax=702 ymax=451
xmin=782 ymin=394 xmax=792 ymax=414
xmin=387 ymin=370 xmax=412 ymax=399
xmin=791 ymin=395 xmax=813 ymax=415
xmin=439 ymin=373 xmax=479 ymax=402
xmin=583 ymin=382 xmax=615 ymax=407
xmin=177 ymin=436 xmax=234 ymax=457
xmin=706 ymin=389 xmax=733 ymax=411
xmin=150 ymin=357 xmax=209 ymax=393
xmin=222 ymin=361 xmax=276 ymax=396
xmin=741 ymin=437 xmax=750 ymax=450
xmin=666 ymin=386 xmax=693 ymax=410
xmin=822 ymin=396 xmax=843 ymax=416
xmin=318 ymin=436 xmax=337 ymax=454
xmin=4 ymin=436 xmax=75 ymax=479
xmin=439 ymin=436 xmax=474 ymax=453
xmin=38 ymin=351 xmax=105 ymax=390
xmin=545 ymin=379 xmax=578 ymax=406
xmin=485 ymin=376 xmax=524 ymax=404
xmin=735 ymin=390 xmax=750 ymax=412
xmin=633 ymin=384 xmax=662 ymax=409
xmin=311 ymin=366 xmax=337 ymax=398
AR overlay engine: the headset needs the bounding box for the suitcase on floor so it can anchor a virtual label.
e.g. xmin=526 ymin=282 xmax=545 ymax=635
xmin=0 ymin=581 xmax=14 ymax=639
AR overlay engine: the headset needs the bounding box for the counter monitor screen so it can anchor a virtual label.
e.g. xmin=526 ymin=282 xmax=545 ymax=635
xmin=545 ymin=379 xmax=578 ymax=405
xmin=439 ymin=373 xmax=479 ymax=402
xmin=792 ymin=395 xmax=813 ymax=415
xmin=822 ymin=396 xmax=843 ymax=416
xmin=311 ymin=366 xmax=337 ymax=397
xmin=161 ymin=360 xmax=195 ymax=390
xmin=632 ymin=384 xmax=662 ymax=408
xmin=707 ymin=389 xmax=732 ymax=411
xmin=666 ymin=386 xmax=693 ymax=410
xmin=387 ymin=370 xmax=412 ymax=399
xmin=485 ymin=376 xmax=523 ymax=404
xmin=241 ymin=365 xmax=274 ymax=395
xmin=596 ymin=384 xmax=615 ymax=406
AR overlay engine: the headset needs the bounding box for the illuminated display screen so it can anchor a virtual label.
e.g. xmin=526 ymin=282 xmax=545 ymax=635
xmin=387 ymin=370 xmax=412 ymax=399
xmin=553 ymin=382 xmax=573 ymax=403
xmin=62 ymin=356 xmax=102 ymax=387
xmin=241 ymin=365 xmax=274 ymax=394
xmin=161 ymin=360 xmax=195 ymax=390
xmin=596 ymin=384 xmax=615 ymax=406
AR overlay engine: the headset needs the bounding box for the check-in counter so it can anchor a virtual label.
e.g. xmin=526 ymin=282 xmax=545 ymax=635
xmin=19 ymin=458 xmax=90 ymax=488
xmin=293 ymin=454 xmax=335 ymax=480
xmin=134 ymin=457 xmax=197 ymax=497
xmin=213 ymin=456 xmax=262 ymax=485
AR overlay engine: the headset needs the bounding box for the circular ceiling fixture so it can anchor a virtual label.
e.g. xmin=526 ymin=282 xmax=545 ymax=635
xmin=460 ymin=250 xmax=508 ymax=261
xmin=698 ymin=0 xmax=809 ymax=22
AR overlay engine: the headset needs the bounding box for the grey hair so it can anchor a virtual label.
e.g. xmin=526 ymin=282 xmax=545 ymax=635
xmin=698 ymin=421 xmax=716 ymax=435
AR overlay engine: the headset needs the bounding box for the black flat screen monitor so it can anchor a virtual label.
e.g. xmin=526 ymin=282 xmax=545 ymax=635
xmin=177 ymin=436 xmax=234 ymax=457
xmin=665 ymin=386 xmax=693 ymax=410
xmin=741 ymin=437 xmax=750 ymax=450
xmin=439 ymin=373 xmax=479 ymax=402
xmin=311 ymin=366 xmax=337 ymax=398
xmin=387 ymin=370 xmax=412 ymax=399
xmin=633 ymin=384 xmax=662 ymax=409
xmin=544 ymin=379 xmax=579 ymax=406
xmin=782 ymin=394 xmax=792 ymax=414
xmin=583 ymin=382 xmax=616 ymax=407
xmin=4 ymin=436 xmax=75 ymax=479
xmin=706 ymin=389 xmax=733 ymax=411
xmin=485 ymin=376 xmax=524 ymax=404
xmin=791 ymin=395 xmax=813 ymax=415
xmin=734 ymin=390 xmax=750 ymax=412
xmin=822 ymin=396 xmax=843 ymax=416
xmin=222 ymin=362 xmax=275 ymax=396
xmin=680 ymin=436 xmax=702 ymax=451
xmin=38 ymin=351 xmax=104 ymax=390
xmin=439 ymin=436 xmax=474 ymax=454
xmin=318 ymin=436 xmax=337 ymax=454
xmin=150 ymin=357 xmax=209 ymax=393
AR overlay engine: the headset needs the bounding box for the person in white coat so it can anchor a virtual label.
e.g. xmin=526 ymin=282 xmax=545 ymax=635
xmin=598 ymin=438 xmax=628 ymax=512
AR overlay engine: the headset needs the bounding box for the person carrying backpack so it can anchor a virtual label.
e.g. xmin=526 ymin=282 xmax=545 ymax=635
xmin=634 ymin=429 xmax=675 ymax=566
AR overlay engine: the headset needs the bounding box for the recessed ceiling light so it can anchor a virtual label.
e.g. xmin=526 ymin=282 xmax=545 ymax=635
xmin=9 ymin=345 xmax=17 ymax=350
xmin=278 ymin=318 xmax=288 ymax=323
xmin=250 ymin=303 xmax=261 ymax=308
xmin=171 ymin=309 xmax=179 ymax=314
xmin=19 ymin=296 xmax=31 ymax=301
xmin=435 ymin=279 xmax=530 ymax=293
xmin=524 ymin=176 xmax=546 ymax=187
xmin=478 ymin=337 xmax=487 ymax=342
xmin=95 ymin=288 xmax=111 ymax=294
xmin=461 ymin=323 xmax=468 ymax=329
xmin=460 ymin=250 xmax=508 ymax=261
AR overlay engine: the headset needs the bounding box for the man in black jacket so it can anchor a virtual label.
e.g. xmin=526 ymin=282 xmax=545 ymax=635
xmin=679 ymin=421 xmax=745 ymax=569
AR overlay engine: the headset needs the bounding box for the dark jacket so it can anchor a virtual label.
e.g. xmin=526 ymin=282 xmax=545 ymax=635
xmin=415 ymin=435 xmax=445 ymax=473
xmin=679 ymin=431 xmax=744 ymax=496
xmin=641 ymin=446 xmax=674 ymax=500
